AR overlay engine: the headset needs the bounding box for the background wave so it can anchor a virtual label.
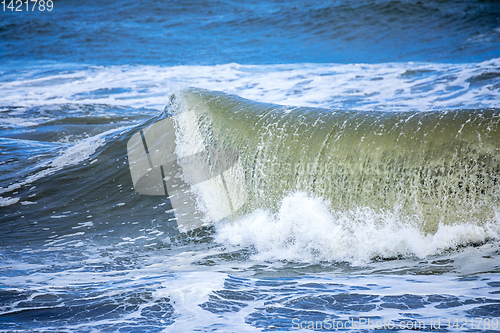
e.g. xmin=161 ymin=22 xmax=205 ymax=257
xmin=2 ymin=0 xmax=499 ymax=65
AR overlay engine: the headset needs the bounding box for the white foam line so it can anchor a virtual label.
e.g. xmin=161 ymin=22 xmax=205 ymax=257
xmin=0 ymin=59 xmax=498 ymax=110
xmin=0 ymin=196 xmax=20 ymax=207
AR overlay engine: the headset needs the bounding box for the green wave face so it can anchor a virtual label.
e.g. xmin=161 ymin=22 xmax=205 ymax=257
xmin=171 ymin=88 xmax=499 ymax=233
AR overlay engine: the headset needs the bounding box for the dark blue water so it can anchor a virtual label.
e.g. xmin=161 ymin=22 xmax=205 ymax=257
xmin=1 ymin=0 xmax=499 ymax=332
xmin=1 ymin=0 xmax=500 ymax=66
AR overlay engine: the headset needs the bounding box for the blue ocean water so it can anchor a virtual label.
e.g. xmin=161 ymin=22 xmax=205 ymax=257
xmin=2 ymin=0 xmax=500 ymax=66
xmin=1 ymin=0 xmax=500 ymax=331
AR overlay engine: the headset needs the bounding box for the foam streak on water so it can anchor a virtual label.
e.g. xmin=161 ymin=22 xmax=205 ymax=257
xmin=1 ymin=59 xmax=499 ymax=110
xmin=1 ymin=245 xmax=499 ymax=332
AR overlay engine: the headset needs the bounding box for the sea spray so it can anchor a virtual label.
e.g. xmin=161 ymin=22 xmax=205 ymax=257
xmin=215 ymin=192 xmax=500 ymax=265
xmin=170 ymin=88 xmax=499 ymax=235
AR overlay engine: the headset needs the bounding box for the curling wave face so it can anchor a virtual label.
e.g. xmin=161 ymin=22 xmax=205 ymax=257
xmin=160 ymin=88 xmax=500 ymax=262
xmin=1 ymin=89 xmax=498 ymax=264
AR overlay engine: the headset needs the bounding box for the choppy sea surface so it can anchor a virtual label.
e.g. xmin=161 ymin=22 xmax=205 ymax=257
xmin=1 ymin=0 xmax=500 ymax=331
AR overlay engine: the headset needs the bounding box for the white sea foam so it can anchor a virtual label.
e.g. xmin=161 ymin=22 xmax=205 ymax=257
xmin=0 ymin=117 xmax=41 ymax=128
xmin=152 ymin=271 xmax=228 ymax=332
xmin=0 ymin=196 xmax=20 ymax=207
xmin=0 ymin=59 xmax=499 ymax=111
xmin=215 ymin=192 xmax=500 ymax=265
